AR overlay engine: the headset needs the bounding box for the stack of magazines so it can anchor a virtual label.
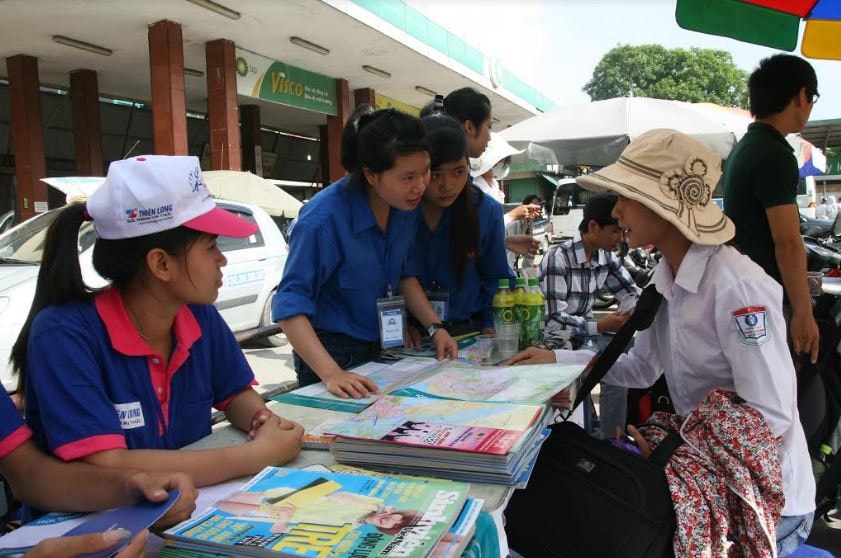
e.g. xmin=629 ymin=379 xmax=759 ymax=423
xmin=162 ymin=467 xmax=478 ymax=558
xmin=310 ymin=395 xmax=551 ymax=485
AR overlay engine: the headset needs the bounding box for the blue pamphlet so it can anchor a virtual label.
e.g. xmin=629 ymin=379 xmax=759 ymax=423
xmin=63 ymin=489 xmax=181 ymax=558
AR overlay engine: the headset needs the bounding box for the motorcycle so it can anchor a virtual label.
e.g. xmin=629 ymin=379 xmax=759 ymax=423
xmin=804 ymin=235 xmax=841 ymax=272
xmin=593 ymin=242 xmax=660 ymax=310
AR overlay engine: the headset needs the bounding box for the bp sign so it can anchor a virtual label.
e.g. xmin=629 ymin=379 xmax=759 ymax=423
xmin=828 ymin=158 xmax=841 ymax=176
xmin=235 ymin=48 xmax=337 ymax=116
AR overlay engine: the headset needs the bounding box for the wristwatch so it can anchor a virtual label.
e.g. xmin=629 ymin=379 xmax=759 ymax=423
xmin=427 ymin=322 xmax=446 ymax=338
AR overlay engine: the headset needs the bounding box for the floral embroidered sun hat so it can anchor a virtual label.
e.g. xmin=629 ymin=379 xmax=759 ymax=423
xmin=576 ymin=128 xmax=735 ymax=246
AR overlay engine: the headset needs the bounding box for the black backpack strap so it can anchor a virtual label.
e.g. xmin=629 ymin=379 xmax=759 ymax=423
xmin=649 ymin=430 xmax=684 ymax=468
xmin=570 ymin=284 xmax=663 ymax=413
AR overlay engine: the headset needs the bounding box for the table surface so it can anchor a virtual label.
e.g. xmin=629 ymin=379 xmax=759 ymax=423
xmin=187 ymin=398 xmax=515 ymax=512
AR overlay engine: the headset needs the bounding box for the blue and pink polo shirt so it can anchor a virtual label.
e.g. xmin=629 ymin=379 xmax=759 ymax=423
xmin=0 ymin=392 xmax=31 ymax=460
xmin=24 ymin=287 xmax=255 ymax=460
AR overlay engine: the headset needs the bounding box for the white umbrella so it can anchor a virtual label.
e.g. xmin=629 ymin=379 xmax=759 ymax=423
xmin=42 ymin=171 xmax=304 ymax=219
xmin=500 ymin=97 xmax=754 ymax=166
xmin=202 ymin=170 xmax=303 ymax=218
xmin=41 ymin=176 xmax=105 ymax=203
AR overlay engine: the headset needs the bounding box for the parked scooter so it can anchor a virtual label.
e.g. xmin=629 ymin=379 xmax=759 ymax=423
xmin=593 ymin=241 xmax=659 ymax=310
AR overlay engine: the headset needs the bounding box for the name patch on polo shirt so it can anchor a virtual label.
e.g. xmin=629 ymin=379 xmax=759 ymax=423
xmin=732 ymin=306 xmax=769 ymax=346
xmin=114 ymin=402 xmax=146 ymax=430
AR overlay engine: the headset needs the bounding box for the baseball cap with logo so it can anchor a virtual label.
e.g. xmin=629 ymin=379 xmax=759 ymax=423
xmin=86 ymin=155 xmax=258 ymax=240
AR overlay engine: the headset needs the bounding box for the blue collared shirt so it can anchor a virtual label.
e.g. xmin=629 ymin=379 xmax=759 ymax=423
xmin=0 ymin=391 xmax=31 ymax=460
xmin=24 ymin=287 xmax=254 ymax=459
xmin=415 ymin=185 xmax=514 ymax=328
xmin=274 ymin=174 xmax=421 ymax=342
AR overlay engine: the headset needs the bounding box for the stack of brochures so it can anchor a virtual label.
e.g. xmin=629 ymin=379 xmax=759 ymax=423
xmin=310 ymin=395 xmax=550 ymax=485
xmin=162 ymin=467 xmax=477 ymax=558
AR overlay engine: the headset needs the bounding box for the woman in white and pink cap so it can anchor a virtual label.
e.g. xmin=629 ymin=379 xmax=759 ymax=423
xmin=12 ymin=155 xmax=303 ymax=496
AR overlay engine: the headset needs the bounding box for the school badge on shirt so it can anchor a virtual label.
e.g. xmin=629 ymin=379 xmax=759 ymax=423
xmin=732 ymin=306 xmax=769 ymax=346
xmin=114 ymin=402 xmax=145 ymax=430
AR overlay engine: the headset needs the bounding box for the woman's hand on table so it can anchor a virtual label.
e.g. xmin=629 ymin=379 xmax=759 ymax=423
xmin=25 ymin=529 xmax=148 ymax=558
xmin=504 ymin=347 xmax=556 ymax=365
xmin=247 ymin=407 xmax=278 ymax=441
xmin=324 ymin=371 xmax=379 ymax=399
xmin=250 ymin=415 xmax=304 ymax=466
xmin=134 ymin=471 xmax=197 ymax=528
xmin=432 ymin=329 xmax=457 ymax=360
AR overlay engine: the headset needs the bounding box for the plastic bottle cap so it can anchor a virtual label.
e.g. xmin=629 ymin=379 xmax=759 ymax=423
xmin=820 ymin=444 xmax=832 ymax=455
xmin=497 ymin=279 xmax=510 ymax=288
xmin=515 ymin=278 xmax=527 ymax=286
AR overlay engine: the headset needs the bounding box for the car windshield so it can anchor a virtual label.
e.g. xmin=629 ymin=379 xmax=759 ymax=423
xmin=0 ymin=210 xmax=97 ymax=264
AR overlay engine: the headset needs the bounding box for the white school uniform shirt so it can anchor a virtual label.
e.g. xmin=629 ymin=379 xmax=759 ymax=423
xmin=474 ymin=175 xmax=507 ymax=206
xmin=556 ymin=243 xmax=815 ymax=516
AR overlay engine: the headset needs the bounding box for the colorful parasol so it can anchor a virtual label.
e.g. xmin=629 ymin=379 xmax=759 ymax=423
xmin=676 ymin=0 xmax=841 ymax=60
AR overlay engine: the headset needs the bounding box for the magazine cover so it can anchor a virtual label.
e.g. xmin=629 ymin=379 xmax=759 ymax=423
xmin=377 ymin=421 xmax=521 ymax=455
xmin=164 ymin=467 xmax=469 ymax=558
xmin=313 ymin=395 xmax=542 ymax=448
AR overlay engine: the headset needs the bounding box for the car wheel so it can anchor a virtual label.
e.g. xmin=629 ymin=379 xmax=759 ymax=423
xmin=258 ymin=291 xmax=287 ymax=348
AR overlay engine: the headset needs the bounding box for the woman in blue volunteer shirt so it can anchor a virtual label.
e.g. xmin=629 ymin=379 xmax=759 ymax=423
xmin=13 ymin=155 xmax=303 ymax=489
xmin=411 ymin=115 xmax=514 ymax=336
xmin=275 ymin=109 xmax=458 ymax=399
xmin=423 ymin=88 xmax=540 ymax=259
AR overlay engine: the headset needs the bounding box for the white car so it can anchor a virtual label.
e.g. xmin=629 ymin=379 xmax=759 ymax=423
xmin=0 ymin=199 xmax=288 ymax=392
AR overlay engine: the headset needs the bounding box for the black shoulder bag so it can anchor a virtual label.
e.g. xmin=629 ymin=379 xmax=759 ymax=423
xmin=505 ymin=285 xmax=681 ymax=558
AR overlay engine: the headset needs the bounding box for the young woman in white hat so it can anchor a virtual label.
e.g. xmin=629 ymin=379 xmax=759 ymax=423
xmin=12 ymin=155 xmax=303 ymax=493
xmin=506 ymin=129 xmax=815 ymax=555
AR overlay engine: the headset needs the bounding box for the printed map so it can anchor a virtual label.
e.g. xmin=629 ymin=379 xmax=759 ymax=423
xmin=392 ymin=363 xmax=583 ymax=403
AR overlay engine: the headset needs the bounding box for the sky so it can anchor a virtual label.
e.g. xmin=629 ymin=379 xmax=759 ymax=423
xmin=412 ymin=0 xmax=840 ymax=122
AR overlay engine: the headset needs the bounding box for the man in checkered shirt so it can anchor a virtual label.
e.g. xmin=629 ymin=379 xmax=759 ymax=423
xmin=539 ymin=193 xmax=640 ymax=439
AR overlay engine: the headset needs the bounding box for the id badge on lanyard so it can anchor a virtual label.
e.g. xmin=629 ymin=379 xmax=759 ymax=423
xmin=425 ymin=289 xmax=450 ymax=322
xmin=376 ymin=285 xmax=407 ymax=349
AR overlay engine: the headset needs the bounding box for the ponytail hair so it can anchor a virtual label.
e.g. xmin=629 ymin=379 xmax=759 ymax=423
xmin=340 ymin=103 xmax=375 ymax=171
xmin=442 ymin=88 xmax=492 ymax=131
xmin=420 ymin=114 xmax=479 ymax=286
xmin=340 ymin=108 xmax=428 ymax=178
xmin=12 ymin=202 xmax=91 ymax=391
xmin=11 ymin=203 xmax=204 ymax=394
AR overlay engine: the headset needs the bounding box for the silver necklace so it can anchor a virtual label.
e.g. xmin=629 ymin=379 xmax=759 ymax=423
xmin=125 ymin=304 xmax=152 ymax=343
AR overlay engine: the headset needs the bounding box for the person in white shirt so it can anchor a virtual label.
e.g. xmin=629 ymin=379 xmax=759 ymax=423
xmin=825 ymin=195 xmax=839 ymax=222
xmin=505 ymin=129 xmax=815 ymax=557
xmin=470 ymin=132 xmax=541 ymax=258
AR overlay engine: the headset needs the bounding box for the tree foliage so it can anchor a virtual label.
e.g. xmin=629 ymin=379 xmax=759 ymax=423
xmin=583 ymin=44 xmax=748 ymax=108
xmin=824 ymin=146 xmax=841 ymax=160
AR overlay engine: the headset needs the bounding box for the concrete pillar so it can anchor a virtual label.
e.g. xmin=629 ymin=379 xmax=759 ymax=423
xmin=148 ymin=20 xmax=188 ymax=155
xmin=319 ymin=124 xmax=329 ymax=188
xmin=325 ymin=78 xmax=350 ymax=183
xmin=240 ymin=104 xmax=262 ymax=176
xmin=69 ymin=69 xmax=104 ymax=176
xmin=205 ymin=39 xmax=240 ymax=171
xmin=354 ymin=87 xmax=376 ymax=109
xmin=6 ymin=55 xmax=47 ymax=221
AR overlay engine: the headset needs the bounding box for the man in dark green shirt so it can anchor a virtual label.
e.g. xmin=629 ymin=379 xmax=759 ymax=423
xmin=724 ymin=54 xmax=820 ymax=363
